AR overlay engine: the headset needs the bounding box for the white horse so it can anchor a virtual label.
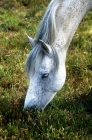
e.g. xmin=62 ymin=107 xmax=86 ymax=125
xmin=24 ymin=0 xmax=92 ymax=110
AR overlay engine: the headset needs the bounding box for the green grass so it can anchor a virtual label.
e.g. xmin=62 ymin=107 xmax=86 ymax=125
xmin=0 ymin=0 xmax=92 ymax=139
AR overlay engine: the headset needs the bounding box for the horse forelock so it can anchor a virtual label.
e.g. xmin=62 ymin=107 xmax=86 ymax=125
xmin=25 ymin=43 xmax=59 ymax=77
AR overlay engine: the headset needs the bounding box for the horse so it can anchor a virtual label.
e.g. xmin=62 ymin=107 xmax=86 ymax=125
xmin=24 ymin=0 xmax=92 ymax=110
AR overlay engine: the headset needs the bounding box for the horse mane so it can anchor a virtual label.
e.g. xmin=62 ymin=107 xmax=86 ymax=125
xmin=35 ymin=0 xmax=60 ymax=44
xmin=26 ymin=0 xmax=60 ymax=76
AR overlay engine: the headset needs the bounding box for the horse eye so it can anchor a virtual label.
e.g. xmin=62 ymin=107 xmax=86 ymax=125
xmin=42 ymin=73 xmax=49 ymax=79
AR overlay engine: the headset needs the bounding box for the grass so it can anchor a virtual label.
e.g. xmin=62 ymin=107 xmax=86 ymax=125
xmin=0 ymin=0 xmax=92 ymax=139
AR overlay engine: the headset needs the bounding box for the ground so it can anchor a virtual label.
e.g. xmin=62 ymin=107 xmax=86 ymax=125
xmin=0 ymin=0 xmax=92 ymax=139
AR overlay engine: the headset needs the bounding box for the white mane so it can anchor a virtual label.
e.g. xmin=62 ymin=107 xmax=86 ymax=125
xmin=35 ymin=0 xmax=60 ymax=44
xmin=26 ymin=0 xmax=61 ymax=76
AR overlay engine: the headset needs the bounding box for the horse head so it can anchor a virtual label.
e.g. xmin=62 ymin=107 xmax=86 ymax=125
xmin=24 ymin=35 xmax=66 ymax=110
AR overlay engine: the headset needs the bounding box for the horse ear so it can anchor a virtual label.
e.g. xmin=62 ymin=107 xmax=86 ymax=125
xmin=39 ymin=39 xmax=52 ymax=54
xmin=26 ymin=34 xmax=37 ymax=47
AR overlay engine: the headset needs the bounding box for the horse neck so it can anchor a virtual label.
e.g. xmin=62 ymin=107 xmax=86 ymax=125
xmin=53 ymin=0 xmax=92 ymax=50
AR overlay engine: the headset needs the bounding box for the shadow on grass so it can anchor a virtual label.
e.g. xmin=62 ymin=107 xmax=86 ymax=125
xmin=74 ymin=89 xmax=92 ymax=114
xmin=0 ymin=89 xmax=92 ymax=139
xmin=0 ymin=89 xmax=92 ymax=124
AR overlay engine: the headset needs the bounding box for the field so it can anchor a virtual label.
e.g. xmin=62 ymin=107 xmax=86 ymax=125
xmin=0 ymin=0 xmax=92 ymax=139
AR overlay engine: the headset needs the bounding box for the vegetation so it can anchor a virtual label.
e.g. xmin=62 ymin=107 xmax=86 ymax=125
xmin=0 ymin=0 xmax=92 ymax=139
